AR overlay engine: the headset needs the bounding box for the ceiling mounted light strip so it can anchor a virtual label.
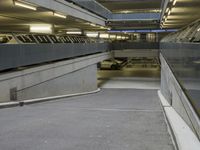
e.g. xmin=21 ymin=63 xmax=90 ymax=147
xmin=53 ymin=12 xmax=66 ymax=19
xmin=168 ymin=10 xmax=171 ymax=16
xmin=99 ymin=34 xmax=109 ymax=39
xmin=166 ymin=8 xmax=169 ymax=13
xmin=30 ymin=25 xmax=52 ymax=34
xmin=14 ymin=1 xmax=37 ymax=11
xmin=66 ymin=31 xmax=82 ymax=35
xmin=90 ymin=23 xmax=96 ymax=27
xmin=86 ymin=32 xmax=98 ymax=38
xmin=110 ymin=35 xmax=116 ymax=39
xmin=173 ymin=0 xmax=177 ymax=6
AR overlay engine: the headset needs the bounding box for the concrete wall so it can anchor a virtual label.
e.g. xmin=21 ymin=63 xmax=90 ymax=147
xmin=113 ymin=49 xmax=159 ymax=58
xmin=160 ymin=54 xmax=200 ymax=139
xmin=0 ymin=52 xmax=110 ymax=102
xmin=17 ymin=64 xmax=97 ymax=100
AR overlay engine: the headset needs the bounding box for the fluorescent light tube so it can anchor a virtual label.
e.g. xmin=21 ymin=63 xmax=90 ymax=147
xmin=173 ymin=0 xmax=177 ymax=6
xmin=90 ymin=23 xmax=96 ymax=27
xmin=122 ymin=36 xmax=126 ymax=40
xmin=53 ymin=13 xmax=66 ymax=19
xmin=110 ymin=35 xmax=116 ymax=39
xmin=163 ymin=16 xmax=166 ymax=19
xmin=166 ymin=8 xmax=169 ymax=13
xmin=66 ymin=31 xmax=82 ymax=35
xmin=168 ymin=10 xmax=171 ymax=15
xmin=86 ymin=32 xmax=98 ymax=37
xmin=30 ymin=25 xmax=52 ymax=34
xmin=14 ymin=1 xmax=37 ymax=11
xmin=116 ymin=35 xmax=122 ymax=39
xmin=99 ymin=34 xmax=109 ymax=39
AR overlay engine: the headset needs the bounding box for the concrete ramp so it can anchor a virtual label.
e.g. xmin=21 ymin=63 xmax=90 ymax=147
xmin=0 ymin=88 xmax=174 ymax=150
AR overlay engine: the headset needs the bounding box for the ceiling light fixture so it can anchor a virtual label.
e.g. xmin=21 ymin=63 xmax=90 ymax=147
xmin=53 ymin=12 xmax=66 ymax=19
xmin=99 ymin=34 xmax=109 ymax=39
xmin=30 ymin=25 xmax=52 ymax=34
xmin=173 ymin=0 xmax=177 ymax=6
xmin=122 ymin=36 xmax=126 ymax=40
xmin=86 ymin=32 xmax=98 ymax=38
xmin=163 ymin=16 xmax=166 ymax=19
xmin=14 ymin=1 xmax=37 ymax=10
xmin=66 ymin=31 xmax=82 ymax=35
xmin=110 ymin=35 xmax=116 ymax=39
xmin=168 ymin=10 xmax=171 ymax=16
xmin=122 ymin=10 xmax=131 ymax=14
xmin=116 ymin=35 xmax=122 ymax=39
xmin=166 ymin=8 xmax=169 ymax=13
xmin=90 ymin=23 xmax=96 ymax=27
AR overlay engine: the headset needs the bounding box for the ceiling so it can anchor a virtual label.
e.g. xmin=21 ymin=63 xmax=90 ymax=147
xmin=96 ymin=0 xmax=200 ymax=29
xmin=0 ymin=0 xmax=199 ymax=33
xmin=96 ymin=0 xmax=162 ymax=13
xmin=95 ymin=0 xmax=162 ymax=29
xmin=161 ymin=0 xmax=200 ymax=29
xmin=0 ymin=0 xmax=106 ymax=33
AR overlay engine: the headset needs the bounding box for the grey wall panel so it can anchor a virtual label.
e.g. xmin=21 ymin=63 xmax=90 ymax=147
xmin=0 ymin=43 xmax=109 ymax=71
xmin=160 ymin=42 xmax=200 ymax=58
xmin=111 ymin=13 xmax=160 ymax=21
xmin=114 ymin=49 xmax=159 ymax=58
xmin=111 ymin=42 xmax=159 ymax=50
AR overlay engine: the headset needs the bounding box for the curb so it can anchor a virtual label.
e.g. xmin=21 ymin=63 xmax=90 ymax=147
xmin=158 ymin=90 xmax=200 ymax=150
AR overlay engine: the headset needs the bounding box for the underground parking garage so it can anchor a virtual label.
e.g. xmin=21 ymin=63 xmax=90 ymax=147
xmin=0 ymin=0 xmax=200 ymax=150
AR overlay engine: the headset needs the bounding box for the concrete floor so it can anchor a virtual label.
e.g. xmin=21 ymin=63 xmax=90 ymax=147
xmin=98 ymin=68 xmax=160 ymax=78
xmin=0 ymin=89 xmax=174 ymax=150
xmin=98 ymin=67 xmax=160 ymax=89
xmin=98 ymin=77 xmax=160 ymax=89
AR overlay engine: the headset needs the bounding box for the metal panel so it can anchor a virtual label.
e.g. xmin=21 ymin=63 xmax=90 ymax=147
xmin=160 ymin=42 xmax=200 ymax=58
xmin=114 ymin=49 xmax=159 ymax=58
xmin=69 ymin=0 xmax=111 ymax=18
xmin=111 ymin=42 xmax=159 ymax=50
xmin=110 ymin=13 xmax=160 ymax=21
xmin=0 ymin=43 xmax=108 ymax=71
